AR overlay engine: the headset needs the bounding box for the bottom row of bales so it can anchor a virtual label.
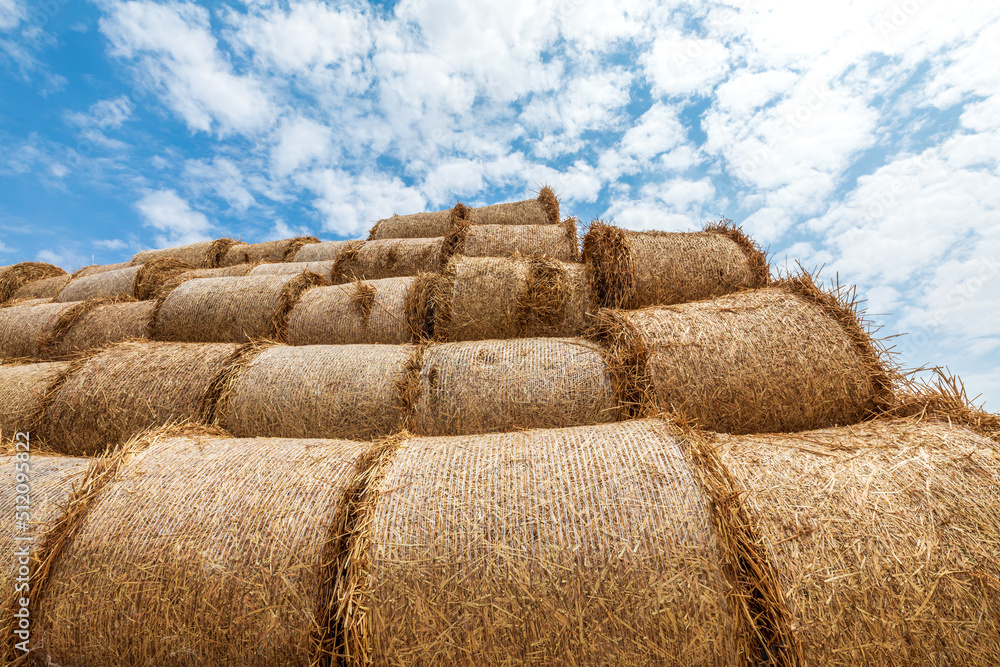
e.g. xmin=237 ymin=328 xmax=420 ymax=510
xmin=2 ymin=418 xmax=998 ymax=666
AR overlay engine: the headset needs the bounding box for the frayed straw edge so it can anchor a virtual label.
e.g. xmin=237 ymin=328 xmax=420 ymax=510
xmin=884 ymin=367 xmax=1000 ymax=442
xmin=133 ymin=257 xmax=194 ymax=301
xmin=0 ymin=263 xmax=67 ymax=305
xmin=537 ymin=185 xmax=560 ymax=226
xmin=332 ymin=241 xmax=366 ymax=284
xmin=38 ymin=295 xmax=138 ymax=361
xmin=429 ymin=257 xmax=457 ymax=341
xmin=582 ymin=219 xmax=635 ymax=310
xmin=404 ymin=273 xmax=439 ymax=343
xmin=584 ymin=309 xmax=654 ymax=421
xmin=201 ymin=340 xmax=277 ymax=425
xmin=271 ymin=272 xmax=327 ymax=343
xmin=703 ymin=217 xmax=770 ymax=289
xmin=282 ymin=237 xmax=321 ymax=262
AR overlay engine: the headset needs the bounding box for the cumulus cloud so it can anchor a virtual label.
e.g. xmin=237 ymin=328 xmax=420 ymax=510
xmin=135 ymin=189 xmax=213 ymax=246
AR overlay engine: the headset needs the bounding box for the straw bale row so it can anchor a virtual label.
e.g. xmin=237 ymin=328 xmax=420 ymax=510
xmin=219 ymin=236 xmax=320 ymax=267
xmin=4 ymin=418 xmax=997 ymax=665
xmin=129 ymin=238 xmax=242 ymax=268
xmin=11 ymin=274 xmax=70 ymax=301
xmin=55 ymin=257 xmax=192 ymax=303
xmin=0 ymin=262 xmax=67 ymax=305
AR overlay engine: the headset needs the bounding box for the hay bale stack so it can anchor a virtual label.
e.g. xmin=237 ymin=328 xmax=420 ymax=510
xmin=33 ymin=432 xmax=371 ymax=665
xmin=71 ymin=261 xmax=130 ymax=278
xmin=368 ymin=206 xmax=464 ymax=240
xmin=0 ymin=300 xmax=82 ymax=359
xmin=0 ymin=362 xmax=69 ymax=439
xmin=130 ymin=238 xmax=242 ymax=268
xmin=218 ymin=236 xmax=320 ymax=267
xmin=154 ymin=273 xmax=326 ymax=344
xmin=583 ymin=220 xmax=770 ymax=309
xmin=0 ymin=262 xmax=67 ymax=304
xmin=593 ymin=278 xmax=892 ymax=434
xmin=434 ymin=255 xmax=590 ymax=341
xmin=413 ymin=338 xmax=618 ymax=435
xmin=55 ymin=257 xmax=192 ymax=302
xmin=287 ymin=275 xmax=436 ymax=345
xmin=154 ymin=264 xmax=256 ymax=300
xmin=455 ymin=219 xmax=579 ymax=261
xmin=465 ymin=185 xmax=560 ymax=226
xmin=708 ymin=419 xmax=1000 ymax=665
xmin=249 ymin=260 xmax=336 ymax=281
xmin=291 ymin=239 xmax=353 ymax=262
xmin=11 ymin=274 xmax=70 ymax=301
xmin=339 ymin=420 xmax=740 ymax=665
xmin=334 ymin=237 xmax=449 ymax=282
xmin=53 ymin=300 xmax=155 ymax=357
xmin=215 ymin=344 xmax=414 ymax=440
xmin=38 ymin=341 xmax=239 ymax=455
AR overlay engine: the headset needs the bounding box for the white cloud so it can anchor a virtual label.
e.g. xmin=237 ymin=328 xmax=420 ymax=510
xmin=135 ymin=189 xmax=213 ymax=246
xmin=0 ymin=0 xmax=23 ymax=31
xmin=297 ymin=169 xmax=427 ymax=238
xmin=270 ymin=116 xmax=334 ymax=177
xmin=68 ymin=96 xmax=133 ymax=129
xmin=94 ymin=238 xmax=129 ymax=250
xmin=183 ymin=157 xmax=256 ymax=211
xmin=642 ymin=33 xmax=729 ymax=98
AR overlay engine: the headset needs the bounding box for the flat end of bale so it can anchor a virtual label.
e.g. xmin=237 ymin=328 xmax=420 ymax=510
xmin=704 ymin=218 xmax=770 ymax=288
xmin=537 ymin=185 xmax=559 ymax=225
xmin=134 ymin=258 xmax=194 ymax=301
xmin=284 ymin=236 xmax=321 ymax=261
xmin=582 ymin=219 xmax=635 ymax=309
xmin=209 ymin=238 xmax=243 ymax=268
xmin=405 ymin=273 xmax=439 ymax=342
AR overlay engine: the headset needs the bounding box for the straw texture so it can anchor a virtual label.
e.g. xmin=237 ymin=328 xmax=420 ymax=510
xmin=583 ymin=220 xmax=769 ymax=309
xmin=130 ymin=238 xmax=242 ymax=268
xmin=435 ymin=255 xmax=590 ymax=341
xmin=155 ymin=263 xmax=256 ymax=299
xmin=711 ymin=418 xmax=1000 ymax=665
xmin=292 ymin=240 xmax=354 ymax=262
xmin=334 ymin=237 xmax=449 ymax=282
xmin=250 ymin=260 xmax=336 ymax=281
xmin=37 ymin=341 xmax=239 ymax=455
xmin=455 ymin=219 xmax=579 ymax=260
xmin=52 ymin=300 xmax=155 ymax=357
xmin=368 ymin=207 xmax=464 ymax=240
xmin=218 ymin=236 xmax=320 ymax=267
xmin=0 ymin=263 xmax=67 ymax=305
xmin=339 ymin=420 xmax=740 ymax=665
xmin=0 ymin=301 xmax=80 ymax=359
xmin=54 ymin=258 xmax=191 ymax=303
xmin=34 ymin=432 xmax=371 ymax=666
xmin=412 ymin=337 xmax=618 ymax=435
xmin=11 ymin=275 xmax=69 ymax=301
xmin=466 ymin=186 xmax=560 ymax=226
xmin=215 ymin=344 xmax=414 ymax=440
xmin=154 ymin=273 xmax=327 ymax=343
xmin=70 ymin=262 xmax=129 ymax=278
xmin=0 ymin=362 xmax=69 ymax=441
xmin=287 ymin=276 xmax=434 ymax=345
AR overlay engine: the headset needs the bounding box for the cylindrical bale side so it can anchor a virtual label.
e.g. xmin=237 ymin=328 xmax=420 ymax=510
xmin=35 ymin=433 xmax=372 ymax=665
xmin=130 ymin=238 xmax=242 ymax=269
xmin=335 ymin=237 xmax=448 ymax=282
xmin=155 ymin=264 xmax=256 ymax=300
xmin=154 ymin=273 xmax=326 ymax=343
xmin=413 ymin=338 xmax=618 ymax=435
xmin=71 ymin=262 xmax=130 ymax=278
xmin=0 ymin=361 xmax=70 ymax=440
xmin=55 ymin=265 xmax=140 ymax=302
xmin=435 ymin=256 xmax=590 ymax=341
xmin=2 ymin=298 xmax=51 ymax=308
xmin=216 ymin=344 xmax=413 ymax=440
xmin=0 ymin=301 xmax=80 ymax=359
xmin=53 ymin=300 xmax=156 ymax=357
xmin=287 ymin=276 xmax=434 ymax=345
xmin=457 ymin=220 xmax=578 ymax=261
xmin=250 ymin=260 xmax=336 ymax=281
xmin=218 ymin=236 xmax=320 ymax=267
xmin=38 ymin=341 xmax=239 ymax=455
xmin=605 ymin=286 xmax=883 ymax=434
xmin=0 ymin=262 xmax=68 ymax=304
xmin=584 ymin=221 xmax=769 ymax=309
xmin=292 ymin=240 xmax=353 ymax=262
xmin=346 ymin=420 xmax=741 ymax=665
xmin=711 ymin=419 xmax=1000 ymax=665
xmin=368 ymin=208 xmax=460 ymax=240
xmin=12 ymin=275 xmax=70 ymax=301
xmin=465 ymin=185 xmax=559 ymax=226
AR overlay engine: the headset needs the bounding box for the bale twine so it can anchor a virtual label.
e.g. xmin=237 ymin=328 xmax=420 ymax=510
xmin=454 ymin=218 xmax=579 ymax=261
xmin=11 ymin=275 xmax=70 ymax=301
xmin=434 ymin=255 xmax=590 ymax=341
xmin=0 ymin=300 xmax=89 ymax=359
xmin=52 ymin=300 xmax=156 ymax=357
xmin=218 ymin=236 xmax=320 ymax=267
xmin=0 ymin=362 xmax=69 ymax=441
xmin=37 ymin=341 xmax=239 ymax=455
xmin=0 ymin=263 xmax=67 ymax=305
xmin=292 ymin=239 xmax=354 ymax=262
xmin=30 ymin=430 xmax=372 ymax=665
xmin=214 ymin=344 xmax=415 ymax=440
xmin=583 ymin=219 xmax=770 ymax=309
xmin=334 ymin=237 xmax=449 ymax=282
xmin=249 ymin=260 xmax=336 ymax=281
xmin=336 ymin=420 xmax=741 ymax=665
xmin=465 ymin=185 xmax=560 ymax=226
xmin=153 ymin=273 xmax=326 ymax=344
xmin=287 ymin=275 xmax=436 ymax=345
xmin=590 ymin=278 xmax=893 ymax=434
xmin=70 ymin=261 xmax=130 ymax=278
xmin=130 ymin=238 xmax=242 ymax=268
xmin=55 ymin=257 xmax=192 ymax=303
xmin=368 ymin=205 xmax=466 ymax=240
xmin=154 ymin=263 xmax=256 ymax=300
xmin=707 ymin=418 xmax=1000 ymax=665
xmin=412 ymin=337 xmax=619 ymax=436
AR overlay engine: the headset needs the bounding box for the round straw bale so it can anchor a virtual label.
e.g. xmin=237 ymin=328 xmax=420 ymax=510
xmin=368 ymin=205 xmax=465 ymax=240
xmin=434 ymin=255 xmax=590 ymax=341
xmin=52 ymin=300 xmax=156 ymax=357
xmin=33 ymin=432 xmax=372 ymax=665
xmin=334 ymin=237 xmax=449 ymax=282
xmin=130 ymin=238 xmax=242 ymax=268
xmin=55 ymin=257 xmax=192 ymax=303
xmin=593 ymin=282 xmax=891 ymax=434
xmin=291 ymin=239 xmax=353 ymax=262
xmin=37 ymin=341 xmax=239 ymax=455
xmin=0 ymin=361 xmax=69 ymax=440
xmin=215 ymin=344 xmax=414 ymax=440
xmin=1 ymin=297 xmax=51 ymax=308
xmin=287 ymin=275 xmax=435 ymax=345
xmin=583 ymin=219 xmax=769 ymax=309
xmin=456 ymin=218 xmax=579 ymax=261
xmin=412 ymin=337 xmax=618 ymax=436
xmin=708 ymin=418 xmax=1000 ymax=665
xmin=465 ymin=185 xmax=560 ymax=226
xmin=249 ymin=260 xmax=336 ymax=281
xmin=341 ymin=420 xmax=740 ymax=664
xmin=11 ymin=274 xmax=70 ymax=301
xmin=0 ymin=300 xmax=82 ymax=359
xmin=153 ymin=273 xmax=326 ymax=344
xmin=154 ymin=263 xmax=256 ymax=300
xmin=218 ymin=236 xmax=320 ymax=267
xmin=0 ymin=262 xmax=67 ymax=304
xmin=70 ymin=261 xmax=130 ymax=278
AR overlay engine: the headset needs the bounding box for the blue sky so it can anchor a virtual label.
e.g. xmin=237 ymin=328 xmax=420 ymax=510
xmin=1 ymin=0 xmax=998 ymax=409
